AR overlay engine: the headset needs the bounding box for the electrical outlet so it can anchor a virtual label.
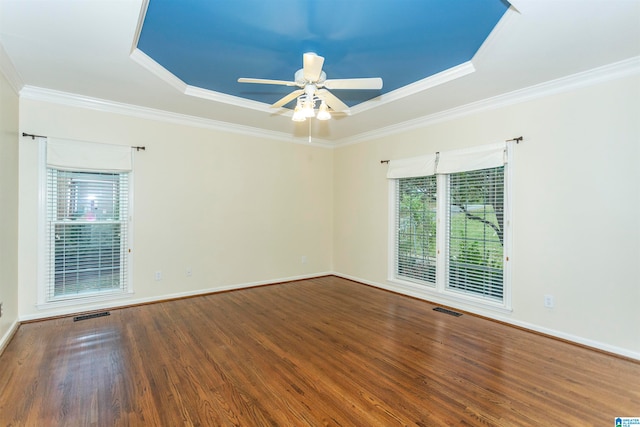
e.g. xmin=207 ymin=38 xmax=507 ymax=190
xmin=301 ymin=256 xmax=307 ymax=264
xmin=155 ymin=271 xmax=162 ymax=281
xmin=544 ymin=294 xmax=554 ymax=308
xmin=0 ymin=302 xmax=3 ymax=318
xmin=186 ymin=267 xmax=192 ymax=277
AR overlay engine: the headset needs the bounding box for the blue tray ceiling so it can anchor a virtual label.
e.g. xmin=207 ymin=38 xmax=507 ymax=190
xmin=137 ymin=0 xmax=510 ymax=108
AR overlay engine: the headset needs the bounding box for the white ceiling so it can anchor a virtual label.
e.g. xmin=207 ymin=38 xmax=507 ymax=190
xmin=1 ymin=0 xmax=639 ymax=144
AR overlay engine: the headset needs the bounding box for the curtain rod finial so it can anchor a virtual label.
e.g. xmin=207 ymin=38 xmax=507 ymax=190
xmin=506 ymin=136 xmax=523 ymax=143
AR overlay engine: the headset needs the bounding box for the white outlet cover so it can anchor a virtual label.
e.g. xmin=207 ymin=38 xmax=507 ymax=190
xmin=544 ymin=294 xmax=554 ymax=308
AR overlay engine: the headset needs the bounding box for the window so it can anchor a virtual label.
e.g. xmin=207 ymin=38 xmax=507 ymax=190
xmin=397 ymin=175 xmax=437 ymax=283
xmin=40 ymin=138 xmax=133 ymax=305
xmin=446 ymin=167 xmax=504 ymax=300
xmin=389 ymin=143 xmax=510 ymax=308
xmin=46 ymin=169 xmax=129 ymax=301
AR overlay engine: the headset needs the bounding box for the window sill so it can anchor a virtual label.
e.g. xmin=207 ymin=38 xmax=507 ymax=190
xmin=36 ymin=290 xmax=134 ymax=311
xmin=387 ymin=277 xmax=512 ymax=315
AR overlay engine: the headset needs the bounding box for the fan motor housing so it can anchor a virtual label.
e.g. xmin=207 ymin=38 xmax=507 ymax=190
xmin=295 ymin=69 xmax=326 ymax=86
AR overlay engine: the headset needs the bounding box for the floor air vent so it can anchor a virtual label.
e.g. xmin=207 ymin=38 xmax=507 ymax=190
xmin=73 ymin=311 xmax=110 ymax=322
xmin=433 ymin=307 xmax=462 ymax=317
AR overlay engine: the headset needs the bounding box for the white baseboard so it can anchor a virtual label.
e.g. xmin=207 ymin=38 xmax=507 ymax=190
xmin=17 ymin=270 xmax=637 ymax=361
xmin=0 ymin=320 xmax=20 ymax=355
xmin=332 ymin=272 xmax=640 ymax=361
xmin=19 ymin=271 xmax=332 ymax=323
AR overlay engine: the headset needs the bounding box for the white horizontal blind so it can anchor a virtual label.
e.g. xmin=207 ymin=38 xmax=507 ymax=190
xmin=396 ymin=175 xmax=437 ymax=284
xmin=46 ymin=168 xmax=129 ymax=301
xmin=446 ymin=166 xmax=505 ymax=301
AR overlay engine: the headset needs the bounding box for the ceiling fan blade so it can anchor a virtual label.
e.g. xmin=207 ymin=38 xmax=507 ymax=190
xmin=317 ymin=89 xmax=349 ymax=113
xmin=238 ymin=77 xmax=298 ymax=86
xmin=303 ymin=53 xmax=325 ymax=82
xmin=323 ymin=77 xmax=383 ymax=90
xmin=271 ymin=89 xmax=304 ymax=108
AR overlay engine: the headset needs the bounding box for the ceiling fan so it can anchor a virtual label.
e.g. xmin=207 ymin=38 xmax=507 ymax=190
xmin=238 ymin=52 xmax=383 ymax=121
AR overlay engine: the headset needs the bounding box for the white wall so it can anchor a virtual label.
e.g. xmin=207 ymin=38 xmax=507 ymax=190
xmin=18 ymin=99 xmax=333 ymax=319
xmin=0 ymin=68 xmax=20 ymax=348
xmin=12 ymin=70 xmax=640 ymax=359
xmin=333 ymin=74 xmax=640 ymax=358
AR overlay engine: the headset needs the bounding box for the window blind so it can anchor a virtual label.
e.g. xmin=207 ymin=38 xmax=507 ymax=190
xmin=446 ymin=166 xmax=505 ymax=300
xmin=396 ymin=175 xmax=438 ymax=284
xmin=388 ymin=143 xmax=510 ymax=306
xmin=45 ymin=169 xmax=129 ymax=302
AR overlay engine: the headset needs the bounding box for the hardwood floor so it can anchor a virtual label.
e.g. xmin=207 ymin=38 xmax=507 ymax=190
xmin=1 ymin=276 xmax=638 ymax=426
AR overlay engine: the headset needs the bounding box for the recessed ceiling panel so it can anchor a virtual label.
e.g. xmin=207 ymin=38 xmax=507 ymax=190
xmin=138 ymin=0 xmax=510 ymax=107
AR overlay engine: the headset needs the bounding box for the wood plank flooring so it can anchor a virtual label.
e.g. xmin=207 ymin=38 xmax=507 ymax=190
xmin=1 ymin=276 xmax=638 ymax=426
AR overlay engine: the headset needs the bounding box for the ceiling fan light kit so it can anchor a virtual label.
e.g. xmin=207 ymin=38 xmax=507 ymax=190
xmin=238 ymin=52 xmax=383 ymax=122
xmin=292 ymin=100 xmax=306 ymax=122
xmin=316 ymin=102 xmax=331 ymax=121
xmin=291 ymin=94 xmax=332 ymax=122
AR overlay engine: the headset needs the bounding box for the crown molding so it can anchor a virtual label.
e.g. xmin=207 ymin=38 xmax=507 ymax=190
xmin=130 ymin=0 xmax=149 ymax=53
xmin=350 ymin=61 xmax=476 ymax=116
xmin=130 ymin=48 xmax=280 ymax=114
xmin=183 ymin=85 xmax=271 ymax=112
xmin=18 ymin=85 xmax=333 ymax=148
xmin=0 ymin=42 xmax=24 ymax=95
xmin=472 ymin=5 xmax=519 ymax=64
xmin=129 ymin=48 xmax=187 ymax=93
xmin=17 ymin=55 xmax=639 ymax=149
xmin=338 ymin=55 xmax=640 ymax=147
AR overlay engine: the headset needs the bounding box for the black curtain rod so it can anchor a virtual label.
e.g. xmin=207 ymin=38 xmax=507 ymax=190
xmin=380 ymin=136 xmax=523 ymax=164
xmin=21 ymin=132 xmax=46 ymax=140
xmin=22 ymin=132 xmax=146 ymax=151
xmin=505 ymin=136 xmax=523 ymax=143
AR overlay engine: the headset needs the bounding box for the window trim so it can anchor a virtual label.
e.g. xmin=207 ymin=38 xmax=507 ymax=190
xmin=387 ymin=143 xmax=513 ymax=313
xmin=37 ymin=138 xmax=134 ymax=309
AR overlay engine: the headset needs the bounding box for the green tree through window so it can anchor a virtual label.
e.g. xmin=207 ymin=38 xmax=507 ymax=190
xmin=447 ymin=167 xmax=504 ymax=299
xmin=396 ymin=166 xmax=505 ymax=302
xmin=397 ymin=176 xmax=437 ymax=283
